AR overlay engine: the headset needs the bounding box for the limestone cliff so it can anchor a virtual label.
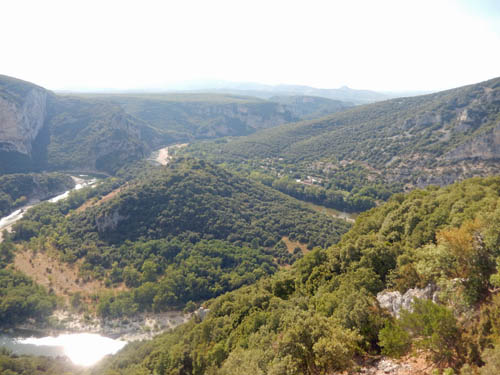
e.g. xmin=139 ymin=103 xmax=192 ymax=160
xmin=0 ymin=76 xmax=47 ymax=156
xmin=0 ymin=75 xmax=164 ymax=174
xmin=445 ymin=122 xmax=500 ymax=161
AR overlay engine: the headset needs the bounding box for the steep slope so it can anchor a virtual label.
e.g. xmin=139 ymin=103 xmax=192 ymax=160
xmin=0 ymin=75 xmax=49 ymax=173
xmin=44 ymin=95 xmax=168 ymax=173
xmin=12 ymin=158 xmax=350 ymax=315
xmin=0 ymin=75 xmax=168 ymax=174
xmin=186 ymin=76 xmax=500 ymax=205
xmin=95 ymin=176 xmax=500 ymax=375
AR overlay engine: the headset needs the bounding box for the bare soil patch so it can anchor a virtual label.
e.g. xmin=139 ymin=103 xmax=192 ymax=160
xmin=14 ymin=248 xmax=113 ymax=297
xmin=281 ymin=236 xmax=309 ymax=254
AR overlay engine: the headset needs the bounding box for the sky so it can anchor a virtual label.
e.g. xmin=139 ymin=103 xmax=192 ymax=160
xmin=1 ymin=0 xmax=500 ymax=92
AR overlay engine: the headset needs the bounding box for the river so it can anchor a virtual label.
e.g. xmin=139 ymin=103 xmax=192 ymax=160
xmin=0 ymin=175 xmax=97 ymax=241
xmin=0 ymin=173 xmax=194 ymax=366
xmin=0 ymin=331 xmax=126 ymax=366
xmin=0 ymin=175 xmax=129 ymax=367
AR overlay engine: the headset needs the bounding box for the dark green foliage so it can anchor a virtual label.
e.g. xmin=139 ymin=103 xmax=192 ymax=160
xmin=49 ymin=158 xmax=349 ymax=250
xmin=0 ymin=241 xmax=14 ymax=268
xmin=0 ymin=269 xmax=57 ymax=326
xmin=379 ymin=320 xmax=411 ymax=357
xmin=0 ymin=349 xmax=81 ymax=375
xmin=393 ymin=299 xmax=463 ymax=366
xmin=96 ymin=239 xmax=277 ymax=318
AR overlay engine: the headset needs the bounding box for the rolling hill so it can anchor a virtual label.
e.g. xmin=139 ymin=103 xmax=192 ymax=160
xmin=11 ymin=158 xmax=350 ymax=317
xmin=167 ymin=80 xmax=391 ymax=104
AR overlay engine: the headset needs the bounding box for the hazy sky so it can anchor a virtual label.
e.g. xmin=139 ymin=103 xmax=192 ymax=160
xmin=2 ymin=0 xmax=500 ymax=92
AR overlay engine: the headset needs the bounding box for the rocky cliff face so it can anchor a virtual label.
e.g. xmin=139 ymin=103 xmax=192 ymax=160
xmin=445 ymin=122 xmax=500 ymax=161
xmin=0 ymin=87 xmax=47 ymax=156
xmin=0 ymin=75 xmax=164 ymax=174
xmin=96 ymin=209 xmax=127 ymax=233
xmin=377 ymin=285 xmax=439 ymax=318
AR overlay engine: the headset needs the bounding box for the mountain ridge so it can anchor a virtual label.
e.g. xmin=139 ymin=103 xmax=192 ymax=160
xmin=185 ymin=76 xmax=500 ymax=191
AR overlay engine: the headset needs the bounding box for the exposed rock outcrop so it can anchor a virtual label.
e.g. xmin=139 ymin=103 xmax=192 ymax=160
xmin=0 ymin=87 xmax=47 ymax=156
xmin=376 ymin=285 xmax=439 ymax=317
xmin=96 ymin=210 xmax=127 ymax=233
xmin=445 ymin=122 xmax=500 ymax=161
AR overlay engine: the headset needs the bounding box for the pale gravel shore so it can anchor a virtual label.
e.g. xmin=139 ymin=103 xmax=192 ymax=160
xmin=18 ymin=310 xmax=192 ymax=342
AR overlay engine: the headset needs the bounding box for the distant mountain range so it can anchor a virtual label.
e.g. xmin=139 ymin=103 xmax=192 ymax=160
xmin=59 ymin=80 xmax=431 ymax=105
xmin=159 ymin=80 xmax=395 ymax=104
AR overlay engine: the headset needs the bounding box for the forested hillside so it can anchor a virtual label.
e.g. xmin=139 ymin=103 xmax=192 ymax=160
xmin=82 ymin=93 xmax=296 ymax=139
xmin=43 ymin=95 xmax=171 ymax=174
xmin=185 ymin=77 xmax=500 ymax=211
xmin=94 ymin=176 xmax=500 ymax=375
xmin=11 ymin=158 xmax=350 ymax=317
xmin=77 ymin=93 xmax=351 ymax=142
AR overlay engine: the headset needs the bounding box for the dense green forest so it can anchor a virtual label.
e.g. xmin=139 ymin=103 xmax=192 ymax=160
xmin=93 ymin=176 xmax=500 ymax=375
xmin=44 ymin=95 xmax=171 ymax=174
xmin=0 ymin=172 xmax=73 ymax=216
xmin=0 ymin=167 xmax=136 ymax=327
xmin=11 ymin=158 xmax=350 ymax=316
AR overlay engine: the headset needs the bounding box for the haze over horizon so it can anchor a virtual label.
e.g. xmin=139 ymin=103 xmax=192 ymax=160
xmin=2 ymin=0 xmax=500 ymax=93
